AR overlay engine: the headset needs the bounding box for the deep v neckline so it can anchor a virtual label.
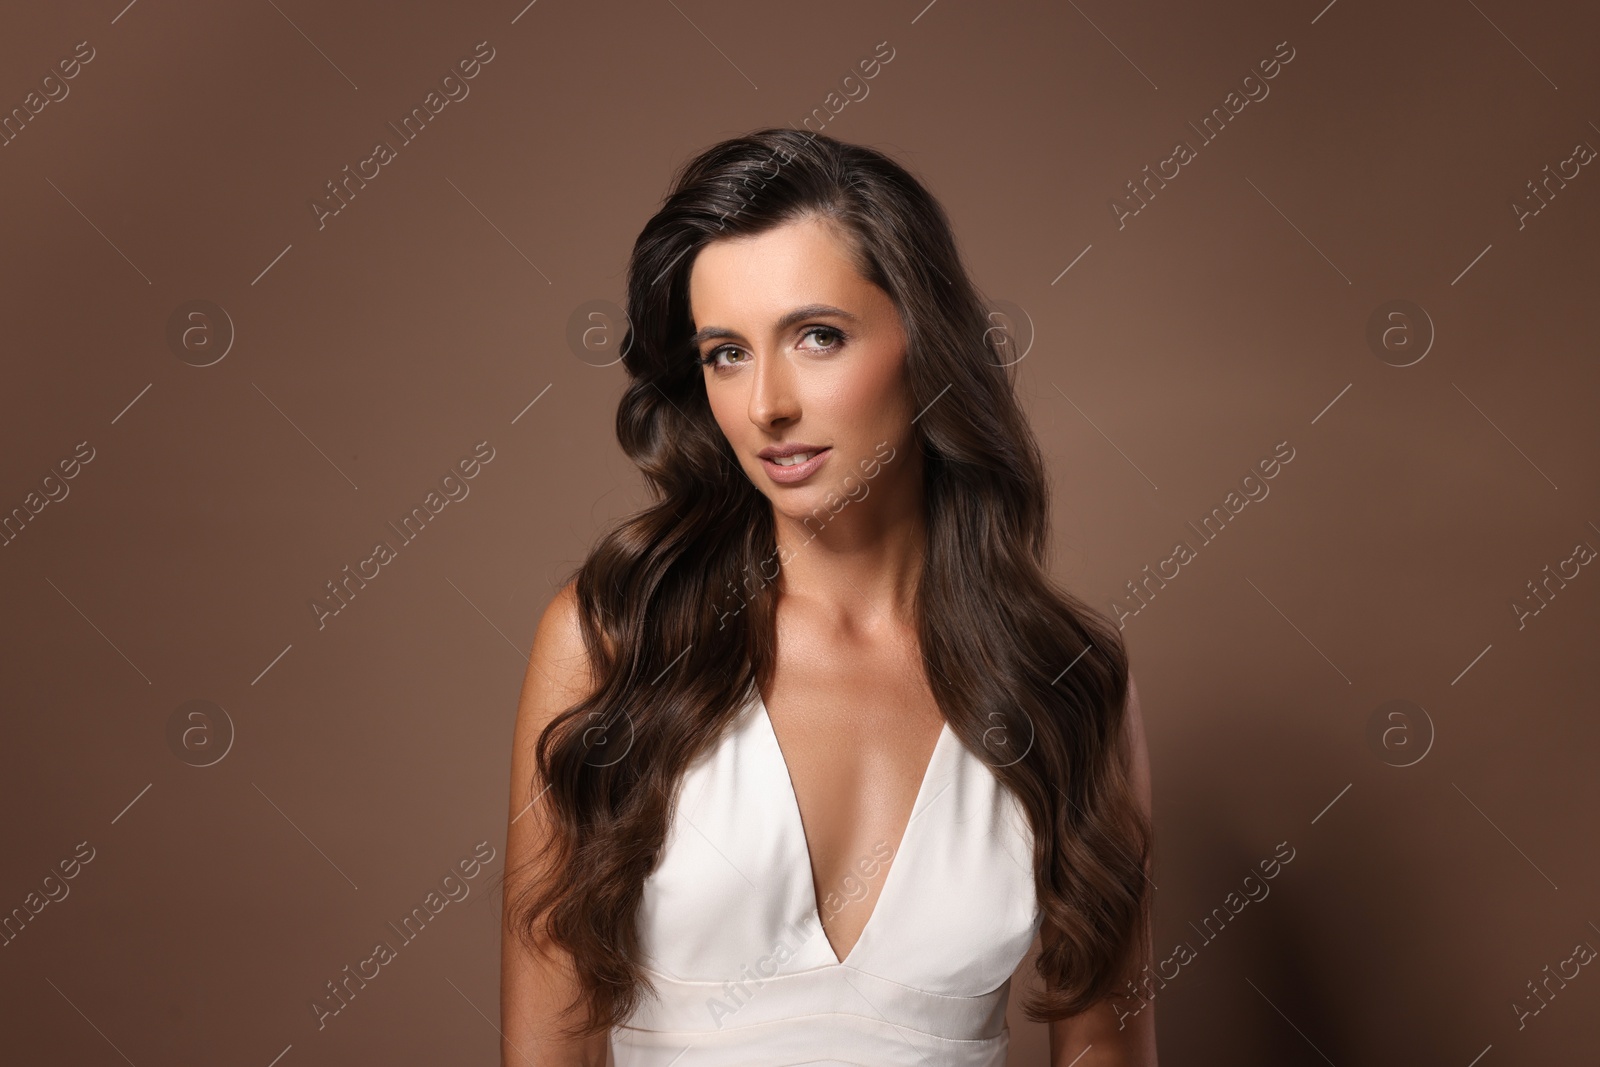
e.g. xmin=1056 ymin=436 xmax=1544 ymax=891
xmin=754 ymin=689 xmax=951 ymax=968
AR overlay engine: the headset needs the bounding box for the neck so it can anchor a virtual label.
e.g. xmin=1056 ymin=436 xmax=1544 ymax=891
xmin=769 ymin=462 xmax=926 ymax=630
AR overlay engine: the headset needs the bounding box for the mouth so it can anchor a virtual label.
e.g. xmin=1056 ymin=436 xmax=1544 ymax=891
xmin=758 ymin=447 xmax=831 ymax=484
xmin=770 ymin=450 xmax=820 ymax=467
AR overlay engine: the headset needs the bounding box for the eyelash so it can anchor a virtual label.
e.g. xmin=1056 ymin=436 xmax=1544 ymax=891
xmin=697 ymin=325 xmax=846 ymax=369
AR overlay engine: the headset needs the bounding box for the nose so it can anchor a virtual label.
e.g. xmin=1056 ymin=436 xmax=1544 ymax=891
xmin=747 ymin=348 xmax=800 ymax=430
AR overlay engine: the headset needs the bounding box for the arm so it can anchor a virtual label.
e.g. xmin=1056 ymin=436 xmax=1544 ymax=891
xmin=501 ymin=580 xmax=613 ymax=1066
xmin=1048 ymin=673 xmax=1158 ymax=1067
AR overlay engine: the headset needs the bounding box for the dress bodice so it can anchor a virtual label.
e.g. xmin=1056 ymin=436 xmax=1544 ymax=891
xmin=612 ymin=685 xmax=1042 ymax=1066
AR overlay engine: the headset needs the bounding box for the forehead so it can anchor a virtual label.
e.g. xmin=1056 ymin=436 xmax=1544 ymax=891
xmin=688 ymin=215 xmax=870 ymax=324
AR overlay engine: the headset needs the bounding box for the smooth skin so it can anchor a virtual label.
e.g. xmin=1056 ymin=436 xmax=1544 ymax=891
xmin=501 ymin=580 xmax=613 ymax=1066
xmin=501 ymin=214 xmax=1157 ymax=1065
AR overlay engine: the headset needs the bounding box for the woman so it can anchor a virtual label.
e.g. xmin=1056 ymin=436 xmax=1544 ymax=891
xmin=501 ymin=128 xmax=1156 ymax=1066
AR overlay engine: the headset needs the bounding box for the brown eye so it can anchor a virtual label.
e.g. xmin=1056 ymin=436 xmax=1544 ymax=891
xmin=699 ymin=346 xmax=745 ymax=369
xmin=800 ymin=326 xmax=845 ymax=350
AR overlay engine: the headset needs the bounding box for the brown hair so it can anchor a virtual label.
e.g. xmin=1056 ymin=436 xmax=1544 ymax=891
xmin=506 ymin=127 xmax=1152 ymax=1034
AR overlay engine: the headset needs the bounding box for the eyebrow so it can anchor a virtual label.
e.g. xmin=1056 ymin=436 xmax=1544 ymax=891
xmin=689 ymin=304 xmax=860 ymax=349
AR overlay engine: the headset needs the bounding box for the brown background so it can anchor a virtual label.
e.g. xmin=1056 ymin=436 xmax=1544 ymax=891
xmin=2 ymin=0 xmax=1596 ymax=1064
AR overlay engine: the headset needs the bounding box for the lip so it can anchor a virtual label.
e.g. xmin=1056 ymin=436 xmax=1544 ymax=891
xmin=757 ymin=442 xmax=828 ymax=459
xmin=758 ymin=446 xmax=831 ymax=485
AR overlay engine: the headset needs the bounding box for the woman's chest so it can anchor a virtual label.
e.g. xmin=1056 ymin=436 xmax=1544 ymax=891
xmin=635 ymin=687 xmax=1041 ymax=994
xmin=760 ymin=672 xmax=948 ymax=962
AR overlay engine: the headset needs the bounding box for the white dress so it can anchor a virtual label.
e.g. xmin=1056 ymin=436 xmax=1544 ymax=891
xmin=611 ymin=685 xmax=1043 ymax=1066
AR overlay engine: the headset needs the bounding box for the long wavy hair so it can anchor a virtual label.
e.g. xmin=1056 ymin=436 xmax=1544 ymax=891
xmin=507 ymin=127 xmax=1152 ymax=1035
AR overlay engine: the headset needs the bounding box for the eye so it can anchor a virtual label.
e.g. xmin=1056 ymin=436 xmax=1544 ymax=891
xmin=799 ymin=325 xmax=846 ymax=351
xmin=696 ymin=325 xmax=847 ymax=371
xmin=697 ymin=345 xmax=747 ymax=369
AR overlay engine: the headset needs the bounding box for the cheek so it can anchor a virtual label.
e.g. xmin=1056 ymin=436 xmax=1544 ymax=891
xmin=827 ymin=359 xmax=906 ymax=426
xmin=705 ymin=384 xmax=743 ymax=437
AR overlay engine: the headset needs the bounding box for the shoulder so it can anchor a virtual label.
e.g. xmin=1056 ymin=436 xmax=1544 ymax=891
xmin=516 ymin=580 xmax=600 ymax=742
xmin=1121 ymin=671 xmax=1152 ymax=815
xmin=534 ymin=580 xmax=590 ymax=682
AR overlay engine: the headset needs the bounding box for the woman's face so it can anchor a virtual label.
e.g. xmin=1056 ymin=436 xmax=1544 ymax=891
xmin=688 ymin=214 xmax=916 ymax=526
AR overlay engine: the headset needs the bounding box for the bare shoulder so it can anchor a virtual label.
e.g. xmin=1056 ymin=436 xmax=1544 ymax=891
xmin=1124 ymin=672 xmax=1144 ymax=732
xmin=508 ymin=580 xmax=601 ymax=811
xmin=537 ymin=579 xmax=591 ymax=680
xmin=1122 ymin=671 xmax=1152 ymax=815
xmin=519 ymin=579 xmax=600 ymax=731
xmin=502 ymin=578 xmax=613 ymax=1061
